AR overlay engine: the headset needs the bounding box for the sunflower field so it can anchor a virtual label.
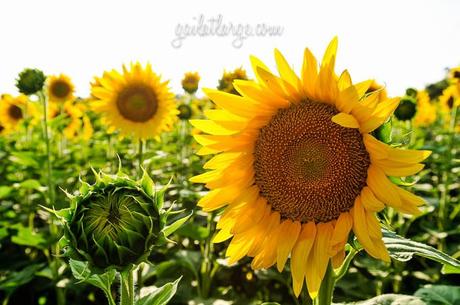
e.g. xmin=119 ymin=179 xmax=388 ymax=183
xmin=0 ymin=38 xmax=459 ymax=305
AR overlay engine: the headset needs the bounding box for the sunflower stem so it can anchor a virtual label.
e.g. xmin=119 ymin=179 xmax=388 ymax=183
xmin=120 ymin=269 xmax=135 ymax=305
xmin=314 ymin=261 xmax=335 ymax=305
xmin=39 ymin=91 xmax=54 ymax=205
xmin=138 ymin=139 xmax=144 ymax=178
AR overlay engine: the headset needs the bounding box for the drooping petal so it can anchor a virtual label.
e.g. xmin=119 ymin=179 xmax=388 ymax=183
xmin=290 ymin=222 xmax=316 ymax=297
xmin=276 ymin=220 xmax=301 ymax=272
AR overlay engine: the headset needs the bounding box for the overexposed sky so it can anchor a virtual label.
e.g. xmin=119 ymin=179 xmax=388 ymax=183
xmin=0 ymin=0 xmax=459 ymax=98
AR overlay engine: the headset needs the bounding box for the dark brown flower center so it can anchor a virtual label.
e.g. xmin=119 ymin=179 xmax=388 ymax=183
xmin=253 ymin=100 xmax=370 ymax=223
xmin=116 ymin=84 xmax=158 ymax=122
xmin=51 ymin=80 xmax=72 ymax=99
xmin=447 ymin=96 xmax=454 ymax=109
xmin=453 ymin=71 xmax=460 ymax=79
xmin=8 ymin=105 xmax=23 ymax=120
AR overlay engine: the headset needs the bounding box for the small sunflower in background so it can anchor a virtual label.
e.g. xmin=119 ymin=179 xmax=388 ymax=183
xmin=0 ymin=94 xmax=39 ymax=130
xmin=47 ymin=74 xmax=75 ymax=103
xmin=217 ymin=67 xmax=248 ymax=95
xmin=191 ymin=38 xmax=431 ymax=298
xmin=414 ymin=90 xmax=436 ymax=127
xmin=439 ymin=84 xmax=459 ymax=128
xmin=91 ymin=62 xmax=177 ymax=140
xmin=181 ymin=72 xmax=200 ymax=95
xmin=448 ymin=66 xmax=460 ymax=82
xmin=394 ymin=96 xmax=417 ymax=121
xmin=49 ymin=100 xmax=93 ymax=141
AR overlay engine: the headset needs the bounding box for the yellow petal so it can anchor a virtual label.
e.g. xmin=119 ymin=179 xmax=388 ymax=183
xmin=338 ymin=70 xmax=352 ymax=90
xmin=276 ymin=220 xmax=301 ymax=272
xmin=373 ymin=160 xmax=425 ymax=177
xmin=351 ymin=197 xmax=381 ymax=258
xmin=213 ymin=228 xmax=233 ymax=243
xmin=330 ymin=212 xmax=353 ymax=252
xmin=203 ymin=88 xmax=258 ymax=118
xmin=321 ymin=36 xmax=338 ymax=69
xmin=360 ymin=98 xmax=400 ymax=133
xmin=189 ymin=119 xmax=240 ymax=135
xmin=301 ymin=48 xmax=318 ymax=98
xmin=255 ymin=67 xmax=288 ymax=100
xmin=305 ymin=222 xmax=333 ymax=299
xmin=290 ymin=222 xmax=316 ymax=297
xmin=274 ymin=48 xmax=301 ymax=90
xmin=360 ymin=186 xmax=385 ymax=212
xmin=332 ymin=112 xmax=360 ymax=128
xmin=367 ymin=165 xmax=402 ymax=208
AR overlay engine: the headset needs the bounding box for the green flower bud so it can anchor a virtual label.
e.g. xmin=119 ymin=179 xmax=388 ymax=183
xmin=16 ymin=68 xmax=46 ymax=95
xmin=177 ymin=103 xmax=193 ymax=120
xmin=394 ymin=97 xmax=416 ymax=121
xmin=405 ymin=88 xmax=418 ymax=98
xmin=63 ymin=169 xmax=165 ymax=272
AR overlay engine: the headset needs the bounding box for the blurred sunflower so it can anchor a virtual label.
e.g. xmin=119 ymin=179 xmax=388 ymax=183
xmin=0 ymin=94 xmax=39 ymax=130
xmin=439 ymin=84 xmax=459 ymax=129
xmin=91 ymin=62 xmax=177 ymax=140
xmin=218 ymin=67 xmax=248 ymax=95
xmin=49 ymin=100 xmax=93 ymax=141
xmin=47 ymin=74 xmax=75 ymax=103
xmin=414 ymin=90 xmax=436 ymax=127
xmin=448 ymin=66 xmax=460 ymax=82
xmin=190 ymin=38 xmax=431 ymax=298
xmin=182 ymin=72 xmax=200 ymax=94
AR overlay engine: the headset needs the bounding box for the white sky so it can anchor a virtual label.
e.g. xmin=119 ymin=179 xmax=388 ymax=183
xmin=0 ymin=0 xmax=459 ymax=98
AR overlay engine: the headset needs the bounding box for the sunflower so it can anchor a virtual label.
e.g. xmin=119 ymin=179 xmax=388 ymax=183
xmin=182 ymin=72 xmax=200 ymax=94
xmin=91 ymin=62 xmax=177 ymax=140
xmin=448 ymin=66 xmax=460 ymax=82
xmin=439 ymin=84 xmax=459 ymax=130
xmin=190 ymin=38 xmax=431 ymax=298
xmin=414 ymin=90 xmax=436 ymax=127
xmin=218 ymin=67 xmax=248 ymax=95
xmin=49 ymin=100 xmax=93 ymax=141
xmin=366 ymin=80 xmax=387 ymax=101
xmin=47 ymin=74 xmax=75 ymax=103
xmin=0 ymin=94 xmax=39 ymax=130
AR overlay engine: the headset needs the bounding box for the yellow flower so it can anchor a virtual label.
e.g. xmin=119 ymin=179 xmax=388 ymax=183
xmin=414 ymin=90 xmax=436 ymax=127
xmin=449 ymin=66 xmax=460 ymax=83
xmin=366 ymin=80 xmax=388 ymax=101
xmin=0 ymin=94 xmax=39 ymax=130
xmin=91 ymin=62 xmax=178 ymax=140
xmin=190 ymin=38 xmax=431 ymax=299
xmin=49 ymin=100 xmax=93 ymax=141
xmin=47 ymin=74 xmax=75 ymax=103
xmin=182 ymin=72 xmax=200 ymax=94
xmin=218 ymin=67 xmax=248 ymax=95
xmin=439 ymin=84 xmax=459 ymax=129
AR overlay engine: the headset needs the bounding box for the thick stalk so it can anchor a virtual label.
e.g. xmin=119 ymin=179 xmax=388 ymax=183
xmin=313 ymin=261 xmax=335 ymax=305
xmin=120 ymin=270 xmax=135 ymax=305
xmin=200 ymin=213 xmax=215 ymax=298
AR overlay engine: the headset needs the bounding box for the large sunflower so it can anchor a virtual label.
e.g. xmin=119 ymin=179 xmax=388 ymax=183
xmin=91 ymin=62 xmax=177 ymax=140
xmin=47 ymin=74 xmax=75 ymax=103
xmin=190 ymin=38 xmax=431 ymax=298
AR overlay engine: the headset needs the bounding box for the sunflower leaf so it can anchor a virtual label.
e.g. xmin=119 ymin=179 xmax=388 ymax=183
xmin=136 ymin=277 xmax=181 ymax=305
xmin=382 ymin=230 xmax=460 ymax=273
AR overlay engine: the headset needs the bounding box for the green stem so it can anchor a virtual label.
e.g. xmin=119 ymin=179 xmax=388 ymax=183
xmin=138 ymin=139 xmax=144 ymax=178
xmin=313 ymin=261 xmax=335 ymax=305
xmin=104 ymin=289 xmax=116 ymax=305
xmin=120 ymin=270 xmax=135 ymax=305
xmin=334 ymin=248 xmax=358 ymax=282
xmin=39 ymin=91 xmax=54 ymax=205
xmin=200 ymin=213 xmax=216 ymax=298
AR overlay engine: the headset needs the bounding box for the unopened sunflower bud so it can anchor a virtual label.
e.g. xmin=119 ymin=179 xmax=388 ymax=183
xmin=64 ymin=170 xmax=164 ymax=272
xmin=177 ymin=103 xmax=193 ymax=120
xmin=16 ymin=68 xmax=46 ymax=95
xmin=394 ymin=97 xmax=416 ymax=121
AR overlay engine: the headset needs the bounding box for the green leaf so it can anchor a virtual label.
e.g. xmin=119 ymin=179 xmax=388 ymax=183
xmin=69 ymin=259 xmax=116 ymax=294
xmin=382 ymin=230 xmax=460 ymax=272
xmin=0 ymin=264 xmax=44 ymax=292
xmin=0 ymin=186 xmax=12 ymax=199
xmin=175 ymin=222 xmax=209 ymax=241
xmin=11 ymin=224 xmax=47 ymax=249
xmin=440 ymin=264 xmax=460 ymax=274
xmin=136 ymin=277 xmax=181 ymax=305
xmin=337 ymin=294 xmax=425 ymax=304
xmin=261 ymin=303 xmax=281 ymax=305
xmin=415 ymin=285 xmax=460 ymax=305
xmin=162 ymin=212 xmax=192 ymax=238
xmin=9 ymin=152 xmax=39 ymax=168
xmin=19 ymin=179 xmax=42 ymax=190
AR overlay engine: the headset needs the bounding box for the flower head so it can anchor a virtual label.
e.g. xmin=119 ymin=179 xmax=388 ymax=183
xmin=191 ymin=38 xmax=431 ymax=298
xmin=181 ymin=72 xmax=200 ymax=94
xmin=16 ymin=68 xmax=46 ymax=95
